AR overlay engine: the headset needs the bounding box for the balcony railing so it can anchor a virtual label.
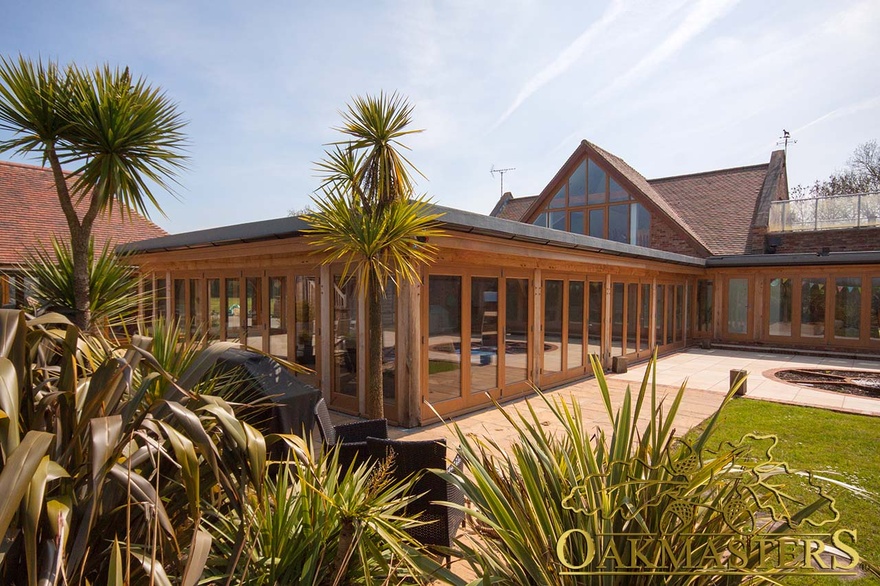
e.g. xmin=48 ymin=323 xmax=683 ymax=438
xmin=768 ymin=192 xmax=880 ymax=232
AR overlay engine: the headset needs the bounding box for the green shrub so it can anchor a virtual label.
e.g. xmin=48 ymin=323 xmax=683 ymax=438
xmin=16 ymin=236 xmax=141 ymax=328
xmin=0 ymin=309 xmax=453 ymax=585
xmin=443 ymin=355 xmax=850 ymax=585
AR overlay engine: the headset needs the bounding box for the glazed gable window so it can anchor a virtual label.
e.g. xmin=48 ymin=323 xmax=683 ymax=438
xmin=531 ymin=155 xmax=651 ymax=247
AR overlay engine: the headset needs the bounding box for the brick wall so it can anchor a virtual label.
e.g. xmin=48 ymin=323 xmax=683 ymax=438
xmin=650 ymin=214 xmax=708 ymax=258
xmin=770 ymin=226 xmax=880 ymax=254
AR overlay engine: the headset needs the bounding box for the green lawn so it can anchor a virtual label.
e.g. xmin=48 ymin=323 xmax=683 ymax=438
xmin=428 ymin=360 xmax=460 ymax=375
xmin=688 ymin=399 xmax=880 ymax=585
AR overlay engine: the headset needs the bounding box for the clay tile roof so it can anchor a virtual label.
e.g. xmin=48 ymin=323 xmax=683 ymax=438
xmin=490 ymin=194 xmax=538 ymax=221
xmin=0 ymin=160 xmax=168 ymax=265
xmin=648 ymin=163 xmax=769 ymax=256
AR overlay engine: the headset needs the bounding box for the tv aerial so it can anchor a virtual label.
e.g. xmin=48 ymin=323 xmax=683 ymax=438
xmin=490 ymin=165 xmax=515 ymax=197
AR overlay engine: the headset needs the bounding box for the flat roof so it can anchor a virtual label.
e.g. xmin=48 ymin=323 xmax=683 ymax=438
xmin=122 ymin=204 xmax=880 ymax=269
xmin=706 ymin=251 xmax=880 ymax=267
xmin=121 ymin=204 xmax=708 ymax=267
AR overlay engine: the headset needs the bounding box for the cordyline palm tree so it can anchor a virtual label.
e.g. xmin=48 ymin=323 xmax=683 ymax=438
xmin=0 ymin=55 xmax=187 ymax=330
xmin=19 ymin=236 xmax=142 ymax=327
xmin=307 ymin=93 xmax=442 ymax=419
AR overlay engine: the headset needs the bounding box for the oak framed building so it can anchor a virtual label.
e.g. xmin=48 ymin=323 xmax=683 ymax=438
xmin=124 ymin=141 xmax=880 ymax=427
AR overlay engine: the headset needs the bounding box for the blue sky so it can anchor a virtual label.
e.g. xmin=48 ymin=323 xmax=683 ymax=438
xmin=2 ymin=1 xmax=879 ymax=233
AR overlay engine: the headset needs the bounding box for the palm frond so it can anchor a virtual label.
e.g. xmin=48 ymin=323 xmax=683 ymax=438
xmin=305 ymin=187 xmax=442 ymax=293
xmin=0 ymin=54 xmax=71 ymax=159
xmin=59 ymin=63 xmax=188 ymax=219
xmin=16 ymin=236 xmax=142 ymax=325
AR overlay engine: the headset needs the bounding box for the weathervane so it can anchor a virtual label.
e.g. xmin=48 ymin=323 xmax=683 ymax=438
xmin=490 ymin=165 xmax=516 ymax=197
xmin=777 ymin=130 xmax=797 ymax=156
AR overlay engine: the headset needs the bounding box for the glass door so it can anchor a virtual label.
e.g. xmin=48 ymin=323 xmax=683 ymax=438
xmin=470 ymin=277 xmax=499 ymax=400
xmin=588 ymin=280 xmax=603 ymax=371
xmin=224 ymin=276 xmax=242 ymax=342
xmin=542 ymin=276 xmax=590 ymax=386
xmin=503 ymin=277 xmax=531 ymax=394
xmin=542 ymin=279 xmax=564 ymax=380
xmin=426 ymin=275 xmax=464 ymax=411
xmin=244 ymin=275 xmax=265 ymax=351
xmin=268 ymin=275 xmax=287 ymax=358
xmin=294 ymin=275 xmax=319 ymax=387
xmin=724 ymin=277 xmax=751 ymax=339
xmin=332 ymin=275 xmax=359 ymax=411
xmin=381 ymin=287 xmax=397 ymax=411
xmin=567 ymin=281 xmax=586 ymax=372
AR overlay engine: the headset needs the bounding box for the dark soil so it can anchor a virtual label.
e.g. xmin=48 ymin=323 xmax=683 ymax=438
xmin=775 ymin=368 xmax=880 ymax=398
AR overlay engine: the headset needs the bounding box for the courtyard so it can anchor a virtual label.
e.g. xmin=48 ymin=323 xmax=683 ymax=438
xmin=348 ymin=347 xmax=880 ymax=446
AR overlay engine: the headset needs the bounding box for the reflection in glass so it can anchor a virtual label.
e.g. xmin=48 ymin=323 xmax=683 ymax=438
xmin=656 ymin=285 xmax=665 ymax=346
xmin=727 ymin=278 xmax=748 ymax=335
xmin=627 ymin=283 xmax=638 ymax=354
xmin=143 ymin=278 xmax=154 ymax=324
xmin=675 ymin=285 xmax=684 ymax=342
xmin=569 ymin=160 xmax=587 ymax=206
xmin=588 ymin=159 xmax=606 ymax=205
xmin=207 ymin=279 xmax=220 ymax=340
xmin=549 ymin=211 xmax=566 ymax=231
xmin=632 ymin=203 xmax=651 ymax=247
xmin=533 ymin=213 xmax=547 ymax=227
xmin=155 ymin=278 xmax=166 ymax=320
xmin=800 ymin=278 xmax=826 ymax=338
xmin=588 ymin=281 xmax=603 ymax=358
xmin=768 ymin=278 xmax=792 ymax=336
xmin=873 ymin=278 xmax=880 ymax=340
xmin=609 ymin=178 xmax=629 ymax=202
xmin=612 ymin=283 xmax=624 ymax=356
xmin=505 ymin=278 xmax=529 ymax=385
xmin=640 ymin=283 xmax=650 ymax=352
xmin=382 ymin=287 xmax=397 ymax=401
xmin=173 ymin=279 xmax=185 ymax=323
xmin=835 ymin=277 xmax=862 ymax=339
xmin=589 ymin=208 xmax=605 ymax=239
xmin=189 ymin=279 xmax=202 ymax=337
xmin=295 ymin=276 xmax=318 ymax=387
xmin=225 ymin=278 xmax=240 ymax=341
xmin=246 ymin=277 xmax=264 ymax=351
xmin=569 ymin=211 xmax=584 ymax=235
xmin=666 ymin=286 xmax=675 ymax=344
xmin=428 ymin=276 xmax=462 ymax=402
xmin=333 ymin=276 xmax=358 ymax=397
xmin=471 ymin=277 xmax=498 ymax=392
xmin=544 ymin=280 xmax=563 ymax=372
xmin=568 ymin=281 xmax=584 ymax=369
xmin=696 ymin=280 xmax=713 ymax=334
xmin=548 ymin=186 xmax=565 ymax=209
xmin=609 ymin=204 xmax=629 ymax=243
xmin=269 ymin=277 xmax=287 ymax=357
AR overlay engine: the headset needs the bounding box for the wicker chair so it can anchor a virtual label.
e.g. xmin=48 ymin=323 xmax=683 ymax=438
xmin=366 ymin=437 xmax=466 ymax=560
xmin=314 ymin=398 xmax=388 ymax=470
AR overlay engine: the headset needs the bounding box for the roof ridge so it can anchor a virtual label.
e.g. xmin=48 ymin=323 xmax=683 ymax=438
xmin=0 ymin=159 xmax=55 ymax=172
xmin=649 ymin=163 xmax=770 ymax=183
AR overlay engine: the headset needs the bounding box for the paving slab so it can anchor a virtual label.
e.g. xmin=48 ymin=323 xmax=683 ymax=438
xmin=329 ymin=348 xmax=880 ymax=450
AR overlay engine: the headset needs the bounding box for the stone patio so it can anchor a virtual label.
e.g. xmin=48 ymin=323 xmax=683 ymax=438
xmin=331 ymin=347 xmax=880 ymax=449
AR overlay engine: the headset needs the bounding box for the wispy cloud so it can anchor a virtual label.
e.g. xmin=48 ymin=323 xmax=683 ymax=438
xmin=492 ymin=0 xmax=629 ymax=129
xmin=593 ymin=0 xmax=740 ymax=102
xmin=794 ymin=95 xmax=880 ymax=134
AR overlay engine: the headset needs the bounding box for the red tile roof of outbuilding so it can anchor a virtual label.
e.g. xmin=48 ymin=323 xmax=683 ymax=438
xmin=0 ymin=160 xmax=168 ymax=265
